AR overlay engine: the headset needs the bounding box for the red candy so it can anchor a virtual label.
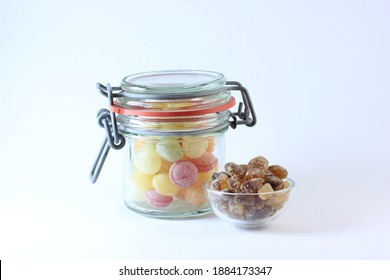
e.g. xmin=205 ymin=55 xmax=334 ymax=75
xmin=169 ymin=160 xmax=198 ymax=188
xmin=145 ymin=190 xmax=173 ymax=208
xmin=190 ymin=152 xmax=218 ymax=173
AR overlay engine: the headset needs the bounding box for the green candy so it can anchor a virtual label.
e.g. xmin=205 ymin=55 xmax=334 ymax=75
xmin=156 ymin=140 xmax=184 ymax=162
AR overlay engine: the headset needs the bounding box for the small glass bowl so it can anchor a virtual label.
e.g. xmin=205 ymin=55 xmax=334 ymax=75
xmin=203 ymin=178 xmax=295 ymax=228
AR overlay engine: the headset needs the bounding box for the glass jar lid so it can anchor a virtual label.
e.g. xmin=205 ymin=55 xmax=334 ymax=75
xmin=121 ymin=70 xmax=227 ymax=99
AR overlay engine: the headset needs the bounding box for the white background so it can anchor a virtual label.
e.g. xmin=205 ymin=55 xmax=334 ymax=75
xmin=0 ymin=0 xmax=389 ymax=259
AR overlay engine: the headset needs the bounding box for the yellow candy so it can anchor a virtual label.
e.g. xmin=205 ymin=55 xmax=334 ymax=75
xmin=182 ymin=136 xmax=208 ymax=159
xmin=147 ymin=102 xmax=192 ymax=110
xmin=131 ymin=171 xmax=154 ymax=189
xmin=133 ymin=139 xmax=147 ymax=151
xmin=152 ymin=173 xmax=179 ymax=196
xmin=147 ymin=102 xmax=167 ymax=109
xmin=129 ymin=171 xmax=154 ymax=201
xmin=160 ymin=122 xmax=185 ymax=130
xmin=134 ymin=146 xmax=161 ymax=174
xmin=190 ymin=170 xmax=215 ymax=188
xmin=164 ymin=102 xmax=193 ymax=109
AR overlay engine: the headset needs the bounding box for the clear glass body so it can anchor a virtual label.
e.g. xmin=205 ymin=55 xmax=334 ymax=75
xmin=123 ymin=130 xmax=226 ymax=218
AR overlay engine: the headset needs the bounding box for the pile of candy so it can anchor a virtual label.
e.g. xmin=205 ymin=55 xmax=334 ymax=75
xmin=207 ymin=156 xmax=291 ymax=221
xmin=129 ymin=136 xmax=219 ymax=208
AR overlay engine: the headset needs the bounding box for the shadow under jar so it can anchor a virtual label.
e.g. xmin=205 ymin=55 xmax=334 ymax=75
xmin=90 ymin=70 xmax=257 ymax=219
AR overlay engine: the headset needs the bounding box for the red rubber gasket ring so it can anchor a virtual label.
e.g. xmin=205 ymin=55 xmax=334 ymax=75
xmin=111 ymin=97 xmax=236 ymax=117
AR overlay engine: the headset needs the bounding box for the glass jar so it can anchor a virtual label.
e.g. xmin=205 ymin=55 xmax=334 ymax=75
xmin=91 ymin=70 xmax=256 ymax=219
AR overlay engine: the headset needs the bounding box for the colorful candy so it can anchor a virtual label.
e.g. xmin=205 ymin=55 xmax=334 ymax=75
xmin=169 ymin=160 xmax=198 ymax=188
xmin=185 ymin=186 xmax=207 ymax=206
xmin=129 ymin=171 xmax=154 ymax=201
xmin=152 ymin=173 xmax=179 ymax=196
xmin=156 ymin=140 xmax=184 ymax=162
xmin=182 ymin=136 xmax=208 ymax=159
xmin=145 ymin=190 xmax=173 ymax=208
xmin=206 ymin=137 xmax=215 ymax=153
xmin=190 ymin=152 xmax=218 ymax=173
xmin=131 ymin=135 xmax=220 ymax=209
xmin=134 ymin=146 xmax=161 ymax=174
xmin=160 ymin=158 xmax=174 ymax=173
xmin=175 ymin=187 xmax=186 ymax=200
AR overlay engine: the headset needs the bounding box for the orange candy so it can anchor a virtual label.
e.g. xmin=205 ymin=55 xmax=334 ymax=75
xmin=175 ymin=188 xmax=186 ymax=200
xmin=206 ymin=137 xmax=215 ymax=153
xmin=185 ymin=186 xmax=207 ymax=206
xmin=160 ymin=159 xmax=173 ymax=173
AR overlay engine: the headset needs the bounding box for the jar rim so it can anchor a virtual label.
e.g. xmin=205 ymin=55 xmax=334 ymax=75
xmin=121 ymin=70 xmax=226 ymax=97
xmin=112 ymin=96 xmax=235 ymax=117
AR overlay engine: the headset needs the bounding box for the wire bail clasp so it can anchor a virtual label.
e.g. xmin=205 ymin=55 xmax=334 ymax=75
xmin=90 ymin=83 xmax=125 ymax=183
xmin=225 ymin=81 xmax=257 ymax=129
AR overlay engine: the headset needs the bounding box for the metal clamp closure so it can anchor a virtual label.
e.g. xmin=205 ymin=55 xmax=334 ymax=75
xmin=225 ymin=81 xmax=257 ymax=129
xmin=90 ymin=83 xmax=125 ymax=183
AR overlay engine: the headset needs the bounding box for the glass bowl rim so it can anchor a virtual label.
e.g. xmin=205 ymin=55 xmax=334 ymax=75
xmin=203 ymin=177 xmax=295 ymax=196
